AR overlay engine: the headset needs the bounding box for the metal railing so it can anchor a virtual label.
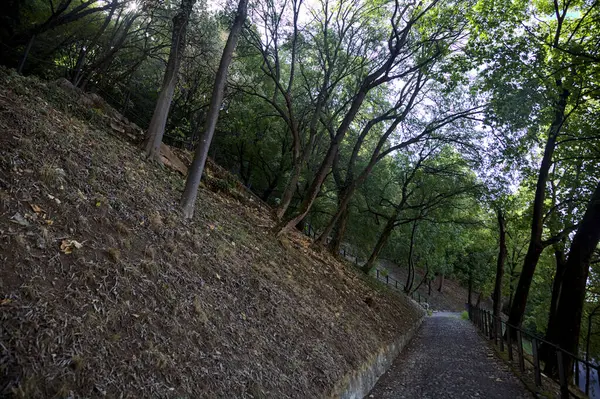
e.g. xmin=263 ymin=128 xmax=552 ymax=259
xmin=468 ymin=304 xmax=598 ymax=398
xmin=375 ymin=269 xmax=428 ymax=304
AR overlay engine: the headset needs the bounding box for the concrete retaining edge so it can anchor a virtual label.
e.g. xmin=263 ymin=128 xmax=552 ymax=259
xmin=328 ymin=314 xmax=426 ymax=399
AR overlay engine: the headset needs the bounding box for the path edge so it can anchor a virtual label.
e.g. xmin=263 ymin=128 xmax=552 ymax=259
xmin=329 ymin=313 xmax=426 ymax=399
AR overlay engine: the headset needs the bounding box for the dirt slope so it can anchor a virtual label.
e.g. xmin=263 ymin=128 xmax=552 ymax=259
xmin=0 ymin=69 xmax=423 ymax=398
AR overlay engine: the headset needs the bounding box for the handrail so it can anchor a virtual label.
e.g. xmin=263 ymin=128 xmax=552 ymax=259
xmin=467 ymin=304 xmax=599 ymax=398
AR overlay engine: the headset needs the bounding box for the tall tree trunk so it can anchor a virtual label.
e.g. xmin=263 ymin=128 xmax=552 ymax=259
xmin=316 ymin=181 xmax=356 ymax=246
xmin=277 ymin=68 xmax=382 ymax=233
xmin=144 ymin=0 xmax=195 ymax=161
xmin=276 ymin=160 xmax=301 ymax=219
xmin=468 ymin=271 xmax=473 ymax=306
xmin=540 ymin=245 xmax=567 ymax=373
xmin=17 ymin=35 xmax=35 ymax=74
xmin=404 ymin=221 xmax=418 ymax=293
xmin=585 ymin=306 xmax=600 ymax=395
xmin=507 ymin=85 xmax=569 ymax=329
xmin=438 ymin=274 xmax=444 ymax=292
xmin=493 ymin=208 xmax=507 ymax=329
xmin=361 ymin=209 xmax=399 ymax=274
xmin=72 ymin=0 xmax=118 ymax=85
xmin=328 ymin=206 xmax=349 ymax=255
xmin=180 ymin=0 xmax=248 ymax=218
xmin=543 ymin=181 xmax=600 ymax=381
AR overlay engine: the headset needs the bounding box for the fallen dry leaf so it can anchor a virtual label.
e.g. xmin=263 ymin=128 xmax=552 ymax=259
xmin=30 ymin=204 xmax=44 ymax=214
xmin=60 ymin=239 xmax=84 ymax=254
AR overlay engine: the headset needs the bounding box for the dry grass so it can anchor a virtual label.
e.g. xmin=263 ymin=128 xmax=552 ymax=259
xmin=0 ymin=68 xmax=423 ymax=398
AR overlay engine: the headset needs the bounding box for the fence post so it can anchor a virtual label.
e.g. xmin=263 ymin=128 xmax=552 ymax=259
xmin=386 ymin=275 xmax=389 ymax=284
xmin=483 ymin=311 xmax=488 ymax=337
xmin=532 ymin=338 xmax=542 ymax=387
xmin=517 ymin=330 xmax=525 ymax=372
xmin=557 ymin=351 xmax=569 ymax=399
xmin=493 ymin=315 xmax=498 ymax=344
xmin=507 ymin=325 xmax=513 ymax=361
xmin=482 ymin=310 xmax=487 ymax=335
xmin=376 ymin=269 xmax=379 ymax=280
xmin=499 ymin=320 xmax=504 ymax=352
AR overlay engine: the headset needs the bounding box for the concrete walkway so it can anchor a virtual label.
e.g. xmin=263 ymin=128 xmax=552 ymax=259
xmin=368 ymin=312 xmax=532 ymax=398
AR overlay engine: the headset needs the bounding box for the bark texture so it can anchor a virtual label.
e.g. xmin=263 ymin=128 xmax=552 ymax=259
xmin=144 ymin=0 xmax=195 ymax=161
xmin=507 ymin=85 xmax=569 ymax=328
xmin=180 ymin=0 xmax=248 ymax=218
xmin=492 ymin=209 xmax=506 ymax=327
xmin=543 ymin=182 xmax=600 ymax=380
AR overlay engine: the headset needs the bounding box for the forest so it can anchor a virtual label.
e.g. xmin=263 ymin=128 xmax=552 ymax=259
xmin=1 ymin=0 xmax=599 ymax=389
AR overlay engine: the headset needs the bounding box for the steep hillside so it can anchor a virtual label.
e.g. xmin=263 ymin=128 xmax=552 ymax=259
xmin=0 ymin=69 xmax=423 ymax=398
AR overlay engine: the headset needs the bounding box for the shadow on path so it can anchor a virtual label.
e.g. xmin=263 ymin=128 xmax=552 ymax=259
xmin=368 ymin=312 xmax=532 ymax=398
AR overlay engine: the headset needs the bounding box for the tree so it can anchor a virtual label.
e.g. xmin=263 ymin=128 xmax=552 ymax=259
xmin=543 ymin=181 xmax=600 ymax=380
xmin=276 ymin=0 xmax=467 ymax=233
xmin=469 ymin=0 xmax=599 ymax=329
xmin=144 ymin=0 xmax=195 ymax=162
xmin=361 ymin=145 xmax=480 ymax=274
xmin=180 ymin=0 xmax=249 ymax=218
xmin=492 ymin=208 xmax=506 ymax=330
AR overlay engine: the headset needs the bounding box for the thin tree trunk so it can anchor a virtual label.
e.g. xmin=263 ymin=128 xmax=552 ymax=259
xmin=278 ymin=79 xmax=375 ymax=233
xmin=438 ymin=274 xmax=444 ymax=292
xmin=404 ymin=221 xmax=418 ymax=293
xmin=144 ymin=0 xmax=195 ymax=161
xmin=412 ymin=263 xmax=429 ymax=295
xmin=493 ymin=208 xmax=507 ymax=331
xmin=468 ymin=271 xmax=473 ymax=306
xmin=361 ymin=209 xmax=399 ymax=274
xmin=507 ymin=85 xmax=569 ymax=329
xmin=180 ymin=0 xmax=248 ymax=218
xmin=543 ymin=181 xmax=600 ymax=381
xmin=316 ymin=181 xmax=356 ymax=246
xmin=276 ymin=160 xmax=301 ymax=219
xmin=328 ymin=206 xmax=349 ymax=255
xmin=541 ymin=246 xmax=567 ymax=373
xmin=17 ymin=35 xmax=35 ymax=74
xmin=585 ymin=306 xmax=600 ymax=395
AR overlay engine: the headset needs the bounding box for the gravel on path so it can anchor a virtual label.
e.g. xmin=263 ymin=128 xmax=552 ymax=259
xmin=368 ymin=312 xmax=532 ymax=399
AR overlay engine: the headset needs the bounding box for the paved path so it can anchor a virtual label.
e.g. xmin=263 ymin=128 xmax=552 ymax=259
xmin=368 ymin=312 xmax=532 ymax=399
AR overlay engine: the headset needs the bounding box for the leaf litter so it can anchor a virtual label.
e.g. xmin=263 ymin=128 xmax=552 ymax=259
xmin=0 ymin=68 xmax=424 ymax=398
